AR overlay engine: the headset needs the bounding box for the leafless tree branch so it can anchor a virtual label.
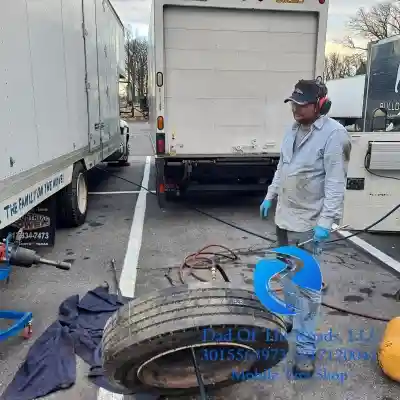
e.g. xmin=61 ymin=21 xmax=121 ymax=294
xmin=324 ymin=52 xmax=367 ymax=81
xmin=125 ymin=36 xmax=148 ymax=115
xmin=340 ymin=2 xmax=400 ymax=51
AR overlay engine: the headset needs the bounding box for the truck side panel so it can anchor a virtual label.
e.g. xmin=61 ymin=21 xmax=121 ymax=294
xmin=83 ymin=0 xmax=102 ymax=151
xmin=148 ymin=1 xmax=156 ymax=148
xmin=0 ymin=0 xmax=125 ymax=228
xmin=0 ymin=1 xmax=39 ymax=180
xmin=0 ymin=0 xmax=88 ymax=180
xmin=27 ymin=0 xmax=80 ymax=164
xmin=63 ymin=0 xmax=91 ymax=153
xmin=326 ymin=75 xmax=366 ymax=120
xmin=96 ymin=0 xmax=121 ymax=156
xmin=116 ymin=21 xmax=126 ymax=79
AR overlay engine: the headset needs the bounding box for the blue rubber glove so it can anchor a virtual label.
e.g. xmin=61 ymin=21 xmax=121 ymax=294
xmin=260 ymin=199 xmax=272 ymax=219
xmin=313 ymin=226 xmax=330 ymax=243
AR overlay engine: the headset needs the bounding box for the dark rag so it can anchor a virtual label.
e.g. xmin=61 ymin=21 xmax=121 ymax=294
xmin=2 ymin=285 xmax=137 ymax=400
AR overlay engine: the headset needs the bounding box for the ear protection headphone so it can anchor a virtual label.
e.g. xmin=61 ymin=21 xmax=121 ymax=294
xmin=314 ymin=76 xmax=331 ymax=115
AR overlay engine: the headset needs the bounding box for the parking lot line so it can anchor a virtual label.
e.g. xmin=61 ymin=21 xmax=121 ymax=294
xmin=333 ymin=223 xmax=400 ymax=274
xmin=119 ymin=156 xmax=152 ymax=297
xmin=89 ymin=190 xmax=155 ymax=195
xmin=97 ymin=155 xmax=152 ymax=400
xmin=97 ymin=388 xmax=124 ymax=400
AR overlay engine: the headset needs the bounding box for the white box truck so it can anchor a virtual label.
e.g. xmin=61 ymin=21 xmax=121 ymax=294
xmin=0 ymin=0 xmax=129 ymax=237
xmin=148 ymin=0 xmax=329 ymax=207
xmin=325 ymin=75 xmax=366 ymax=131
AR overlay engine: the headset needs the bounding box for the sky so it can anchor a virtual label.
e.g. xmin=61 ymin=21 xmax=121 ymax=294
xmin=111 ymin=0 xmax=384 ymax=53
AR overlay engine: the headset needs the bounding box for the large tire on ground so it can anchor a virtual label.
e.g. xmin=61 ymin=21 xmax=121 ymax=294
xmin=117 ymin=131 xmax=130 ymax=166
xmin=102 ymin=283 xmax=288 ymax=397
xmin=57 ymin=162 xmax=88 ymax=227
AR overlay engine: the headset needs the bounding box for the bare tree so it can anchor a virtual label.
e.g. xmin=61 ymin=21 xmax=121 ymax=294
xmin=125 ymin=29 xmax=134 ymax=110
xmin=324 ymin=52 xmax=367 ymax=81
xmin=134 ymin=38 xmax=148 ymax=98
xmin=342 ymin=1 xmax=400 ymax=51
xmin=126 ymin=36 xmax=148 ymax=116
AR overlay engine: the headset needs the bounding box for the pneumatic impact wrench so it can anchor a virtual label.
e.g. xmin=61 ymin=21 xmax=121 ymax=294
xmin=0 ymin=230 xmax=71 ymax=270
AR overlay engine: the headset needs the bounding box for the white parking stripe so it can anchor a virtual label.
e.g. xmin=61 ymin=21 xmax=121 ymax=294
xmin=333 ymin=223 xmax=400 ymax=274
xmin=97 ymin=388 xmax=124 ymax=400
xmin=119 ymin=155 xmax=152 ymax=296
xmin=97 ymin=155 xmax=152 ymax=400
xmin=89 ymin=191 xmax=155 ymax=195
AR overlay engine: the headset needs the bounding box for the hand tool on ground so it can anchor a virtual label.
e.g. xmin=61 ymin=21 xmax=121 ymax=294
xmin=0 ymin=230 xmax=71 ymax=342
xmin=110 ymin=258 xmax=122 ymax=301
xmin=190 ymin=347 xmax=207 ymax=400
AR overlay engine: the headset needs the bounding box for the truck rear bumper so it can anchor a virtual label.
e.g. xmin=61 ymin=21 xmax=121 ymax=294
xmin=155 ymin=156 xmax=279 ymax=201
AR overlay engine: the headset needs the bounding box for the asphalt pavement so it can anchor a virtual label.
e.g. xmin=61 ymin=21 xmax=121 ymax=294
xmin=359 ymin=232 xmax=400 ymax=266
xmin=1 ymin=121 xmax=400 ymax=400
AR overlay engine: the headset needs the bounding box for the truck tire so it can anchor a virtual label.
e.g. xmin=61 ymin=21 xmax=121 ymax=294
xmin=57 ymin=162 xmax=88 ymax=227
xmin=102 ymin=283 xmax=288 ymax=396
xmin=118 ymin=143 xmax=130 ymax=166
xmin=117 ymin=131 xmax=130 ymax=166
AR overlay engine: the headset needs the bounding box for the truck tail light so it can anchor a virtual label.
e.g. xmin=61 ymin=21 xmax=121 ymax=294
xmin=157 ymin=116 xmax=164 ymax=130
xmin=318 ymin=0 xmax=325 ymax=3
xmin=156 ymin=133 xmax=165 ymax=154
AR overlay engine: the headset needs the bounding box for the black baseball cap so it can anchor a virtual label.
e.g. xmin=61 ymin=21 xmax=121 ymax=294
xmin=284 ymin=80 xmax=320 ymax=105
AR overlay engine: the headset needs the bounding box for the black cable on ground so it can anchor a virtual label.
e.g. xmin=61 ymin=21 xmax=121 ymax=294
xmin=95 ymin=167 xmax=398 ymax=323
xmin=95 ymin=166 xmax=276 ymax=243
xmin=320 ymin=301 xmax=390 ymax=322
xmin=97 ymin=166 xmax=400 ymax=246
xmin=327 ymin=202 xmax=400 ymax=243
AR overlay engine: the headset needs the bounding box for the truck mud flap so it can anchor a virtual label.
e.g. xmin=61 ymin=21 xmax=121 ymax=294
xmin=102 ymin=283 xmax=288 ymax=396
xmin=155 ymin=158 xmax=176 ymax=208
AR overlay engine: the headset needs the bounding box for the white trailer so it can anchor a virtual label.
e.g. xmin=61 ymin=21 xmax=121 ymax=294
xmin=0 ymin=0 xmax=129 ymax=236
xmin=341 ymin=37 xmax=400 ymax=232
xmin=342 ymin=132 xmax=400 ymax=231
xmin=325 ymin=75 xmax=365 ymax=131
xmin=148 ymin=0 xmax=329 ymax=206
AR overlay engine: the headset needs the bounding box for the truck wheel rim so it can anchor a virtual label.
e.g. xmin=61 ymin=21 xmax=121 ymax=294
xmin=136 ymin=342 xmax=258 ymax=389
xmin=77 ymin=173 xmax=88 ymax=214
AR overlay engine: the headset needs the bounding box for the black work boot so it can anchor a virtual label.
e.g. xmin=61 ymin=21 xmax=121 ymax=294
xmin=285 ymin=321 xmax=293 ymax=333
xmin=292 ymin=354 xmax=316 ymax=379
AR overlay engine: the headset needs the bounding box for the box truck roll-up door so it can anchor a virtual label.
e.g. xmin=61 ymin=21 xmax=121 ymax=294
xmin=163 ymin=6 xmax=318 ymax=156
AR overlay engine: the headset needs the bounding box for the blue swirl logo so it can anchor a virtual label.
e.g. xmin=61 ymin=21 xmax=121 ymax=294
xmin=254 ymin=246 xmax=322 ymax=315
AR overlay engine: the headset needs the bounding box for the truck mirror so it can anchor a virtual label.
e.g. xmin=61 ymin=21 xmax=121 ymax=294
xmin=371 ymin=107 xmax=387 ymax=131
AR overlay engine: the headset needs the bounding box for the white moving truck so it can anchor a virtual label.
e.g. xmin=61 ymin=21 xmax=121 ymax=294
xmin=148 ymin=0 xmax=329 ymax=206
xmin=326 ymin=75 xmax=366 ymax=131
xmin=0 ymin=0 xmax=129 ymax=239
